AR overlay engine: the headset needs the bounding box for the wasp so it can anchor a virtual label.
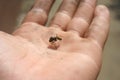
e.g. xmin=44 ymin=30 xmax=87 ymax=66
xmin=48 ymin=35 xmax=62 ymax=49
xmin=49 ymin=35 xmax=62 ymax=43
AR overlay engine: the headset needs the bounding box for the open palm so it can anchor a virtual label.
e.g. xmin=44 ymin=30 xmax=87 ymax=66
xmin=0 ymin=0 xmax=110 ymax=80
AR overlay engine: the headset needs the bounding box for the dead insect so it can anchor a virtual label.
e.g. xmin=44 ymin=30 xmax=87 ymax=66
xmin=49 ymin=36 xmax=62 ymax=43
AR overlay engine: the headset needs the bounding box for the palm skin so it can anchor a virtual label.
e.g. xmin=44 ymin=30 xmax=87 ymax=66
xmin=0 ymin=0 xmax=110 ymax=80
xmin=0 ymin=23 xmax=100 ymax=80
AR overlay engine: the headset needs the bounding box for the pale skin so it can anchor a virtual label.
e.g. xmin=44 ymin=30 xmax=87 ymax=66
xmin=0 ymin=0 xmax=110 ymax=80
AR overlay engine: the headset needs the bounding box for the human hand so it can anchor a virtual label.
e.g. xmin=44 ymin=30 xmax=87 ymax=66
xmin=0 ymin=0 xmax=110 ymax=80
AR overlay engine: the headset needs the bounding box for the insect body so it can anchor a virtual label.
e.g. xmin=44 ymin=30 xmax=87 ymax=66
xmin=49 ymin=36 xmax=62 ymax=43
xmin=48 ymin=35 xmax=62 ymax=49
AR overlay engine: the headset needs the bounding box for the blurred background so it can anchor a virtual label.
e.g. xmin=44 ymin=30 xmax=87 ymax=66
xmin=0 ymin=0 xmax=120 ymax=80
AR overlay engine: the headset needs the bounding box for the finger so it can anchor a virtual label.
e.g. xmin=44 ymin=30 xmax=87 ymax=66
xmin=23 ymin=0 xmax=55 ymax=25
xmin=86 ymin=5 xmax=110 ymax=47
xmin=50 ymin=0 xmax=80 ymax=30
xmin=67 ymin=0 xmax=96 ymax=36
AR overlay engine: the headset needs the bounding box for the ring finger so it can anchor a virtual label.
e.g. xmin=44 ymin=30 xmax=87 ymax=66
xmin=50 ymin=0 xmax=80 ymax=30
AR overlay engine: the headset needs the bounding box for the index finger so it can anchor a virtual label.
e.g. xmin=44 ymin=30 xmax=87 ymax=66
xmin=86 ymin=5 xmax=110 ymax=48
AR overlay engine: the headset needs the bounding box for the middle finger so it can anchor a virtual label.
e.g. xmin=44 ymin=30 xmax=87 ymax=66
xmin=67 ymin=0 xmax=97 ymax=37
